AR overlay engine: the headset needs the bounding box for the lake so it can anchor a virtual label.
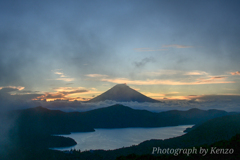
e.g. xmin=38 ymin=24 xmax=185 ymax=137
xmin=53 ymin=125 xmax=193 ymax=151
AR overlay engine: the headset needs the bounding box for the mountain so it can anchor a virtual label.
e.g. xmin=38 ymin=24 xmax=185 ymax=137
xmin=79 ymin=104 xmax=232 ymax=128
xmin=14 ymin=106 xmax=94 ymax=135
xmin=88 ymin=84 xmax=159 ymax=103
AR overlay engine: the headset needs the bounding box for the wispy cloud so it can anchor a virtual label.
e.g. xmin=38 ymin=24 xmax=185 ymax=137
xmin=142 ymin=70 xmax=181 ymax=76
xmin=84 ymin=70 xmax=234 ymax=86
xmin=230 ymin=71 xmax=240 ymax=75
xmin=159 ymin=96 xmax=193 ymax=100
xmin=210 ymin=76 xmax=226 ymax=80
xmin=101 ymin=77 xmax=235 ymax=85
xmin=85 ymin=74 xmax=108 ymax=78
xmin=162 ymin=44 xmax=193 ymax=48
xmin=66 ymin=83 xmax=74 ymax=85
xmin=134 ymin=48 xmax=167 ymax=52
xmin=184 ymin=71 xmax=208 ymax=75
xmin=143 ymin=70 xmax=208 ymax=77
xmin=52 ymin=70 xmax=75 ymax=82
xmin=134 ymin=57 xmax=155 ymax=68
xmin=53 ymin=87 xmax=87 ymax=92
xmin=0 ymin=86 xmax=25 ymax=91
xmin=142 ymin=92 xmax=166 ymax=98
xmin=33 ymin=87 xmax=102 ymax=101
xmin=134 ymin=44 xmax=193 ymax=52
xmin=55 ymin=78 xmax=75 ymax=82
xmin=131 ymin=87 xmax=140 ymax=91
xmin=54 ymin=71 xmax=63 ymax=75
xmin=33 ymin=87 xmax=89 ymax=101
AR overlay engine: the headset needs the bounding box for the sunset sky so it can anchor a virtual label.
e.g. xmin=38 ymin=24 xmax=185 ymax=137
xmin=1 ymin=0 xmax=240 ymax=104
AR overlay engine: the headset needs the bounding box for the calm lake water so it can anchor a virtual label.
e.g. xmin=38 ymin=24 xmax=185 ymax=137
xmin=53 ymin=125 xmax=193 ymax=151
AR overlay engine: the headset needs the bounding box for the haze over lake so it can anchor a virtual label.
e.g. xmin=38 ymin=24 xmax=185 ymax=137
xmin=53 ymin=125 xmax=193 ymax=151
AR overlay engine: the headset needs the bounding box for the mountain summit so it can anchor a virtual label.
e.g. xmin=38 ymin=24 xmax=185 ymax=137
xmin=88 ymin=84 xmax=159 ymax=103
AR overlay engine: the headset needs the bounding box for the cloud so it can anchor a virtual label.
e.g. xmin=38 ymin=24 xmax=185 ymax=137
xmin=54 ymin=71 xmax=63 ymax=75
xmin=0 ymin=85 xmax=43 ymax=155
xmin=53 ymin=87 xmax=86 ymax=92
xmin=195 ymin=77 xmax=231 ymax=84
xmin=184 ymin=71 xmax=208 ymax=75
xmin=0 ymin=86 xmax=25 ymax=91
xmin=133 ymin=45 xmax=193 ymax=52
xmin=140 ymin=92 xmax=180 ymax=99
xmin=142 ymin=70 xmax=182 ymax=76
xmin=33 ymin=87 xmax=89 ymax=101
xmin=101 ymin=77 xmax=235 ymax=85
xmin=33 ymin=86 xmax=102 ymax=102
xmin=0 ymin=86 xmax=42 ymax=103
xmin=51 ymin=70 xmax=75 ymax=82
xmin=57 ymin=89 xmax=88 ymax=95
xmin=38 ymin=93 xmax=65 ymax=99
xmin=55 ymin=78 xmax=75 ymax=82
xmin=40 ymin=94 xmax=240 ymax=113
xmin=141 ymin=92 xmax=166 ymax=99
xmin=85 ymin=74 xmax=108 ymax=78
xmin=15 ymin=90 xmax=40 ymax=94
xmin=131 ymin=87 xmax=140 ymax=91
xmin=230 ymin=71 xmax=240 ymax=75
xmin=134 ymin=48 xmax=167 ymax=52
xmin=134 ymin=57 xmax=155 ymax=68
xmin=210 ymin=76 xmax=226 ymax=80
xmin=162 ymin=44 xmax=193 ymax=48
xmin=142 ymin=70 xmax=209 ymax=77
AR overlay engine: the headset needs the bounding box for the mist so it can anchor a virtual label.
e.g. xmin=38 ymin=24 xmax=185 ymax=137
xmin=32 ymin=96 xmax=240 ymax=113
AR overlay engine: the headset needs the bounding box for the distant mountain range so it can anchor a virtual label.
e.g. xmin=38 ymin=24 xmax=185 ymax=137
xmin=88 ymin=84 xmax=160 ymax=103
xmin=14 ymin=104 xmax=234 ymax=135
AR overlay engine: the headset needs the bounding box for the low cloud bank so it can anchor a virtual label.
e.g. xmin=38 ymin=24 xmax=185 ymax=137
xmin=35 ymin=95 xmax=240 ymax=113
xmin=0 ymin=86 xmax=240 ymax=113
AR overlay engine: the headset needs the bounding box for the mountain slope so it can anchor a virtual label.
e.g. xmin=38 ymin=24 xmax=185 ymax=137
xmin=14 ymin=106 xmax=94 ymax=135
xmin=116 ymin=133 xmax=240 ymax=159
xmin=72 ymin=104 xmax=232 ymax=128
xmin=88 ymin=84 xmax=159 ymax=103
xmin=77 ymin=104 xmax=159 ymax=128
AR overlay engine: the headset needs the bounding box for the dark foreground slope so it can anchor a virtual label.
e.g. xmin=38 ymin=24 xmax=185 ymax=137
xmin=116 ymin=134 xmax=240 ymax=160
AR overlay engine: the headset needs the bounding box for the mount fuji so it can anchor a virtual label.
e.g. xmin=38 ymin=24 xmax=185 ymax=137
xmin=88 ymin=84 xmax=160 ymax=103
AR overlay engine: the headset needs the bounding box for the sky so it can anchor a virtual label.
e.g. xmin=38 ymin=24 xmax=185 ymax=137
xmin=0 ymin=0 xmax=240 ymax=111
